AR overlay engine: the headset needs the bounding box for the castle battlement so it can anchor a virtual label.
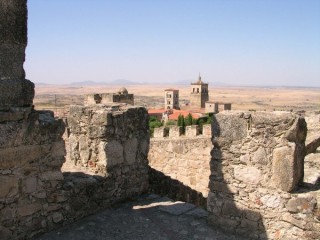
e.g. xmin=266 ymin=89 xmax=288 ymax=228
xmin=153 ymin=124 xmax=212 ymax=138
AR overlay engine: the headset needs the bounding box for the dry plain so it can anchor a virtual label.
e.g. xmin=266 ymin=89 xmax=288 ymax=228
xmin=33 ymin=84 xmax=320 ymax=117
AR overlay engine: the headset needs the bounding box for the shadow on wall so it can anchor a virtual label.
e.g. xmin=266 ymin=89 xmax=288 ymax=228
xmin=0 ymin=106 xmax=150 ymax=240
xmin=208 ymin=114 xmax=267 ymax=239
xmin=148 ymin=167 xmax=207 ymax=208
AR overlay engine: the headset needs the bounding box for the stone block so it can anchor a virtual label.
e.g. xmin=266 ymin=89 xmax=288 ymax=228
xmin=168 ymin=126 xmax=183 ymax=138
xmin=285 ymin=117 xmax=307 ymax=143
xmin=0 ymin=79 xmax=34 ymax=109
xmin=186 ymin=125 xmax=199 ymax=137
xmin=0 ymin=110 xmax=24 ymax=122
xmin=286 ymin=196 xmax=316 ymax=213
xmin=260 ymin=194 xmax=281 ymax=208
xmin=40 ymin=171 xmax=64 ymax=181
xmin=98 ymin=140 xmax=124 ymax=167
xmin=212 ymin=112 xmax=248 ymax=143
xmin=271 ymin=144 xmax=303 ymax=192
xmin=153 ymin=127 xmax=166 ymax=138
xmin=52 ymin=212 xmax=64 ymax=223
xmin=0 ymin=176 xmax=18 ymax=198
xmin=18 ymin=203 xmax=42 ymax=217
xmin=281 ymin=213 xmax=307 ymax=230
xmin=202 ymin=124 xmax=212 ymax=136
xmin=91 ymin=110 xmax=112 ymax=126
xmin=233 ymin=165 xmax=262 ymax=185
xmin=252 ymin=147 xmax=268 ymax=165
xmin=24 ymin=177 xmax=37 ymax=194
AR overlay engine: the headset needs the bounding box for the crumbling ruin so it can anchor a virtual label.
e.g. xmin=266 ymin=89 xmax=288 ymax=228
xmin=0 ymin=1 xmax=319 ymax=240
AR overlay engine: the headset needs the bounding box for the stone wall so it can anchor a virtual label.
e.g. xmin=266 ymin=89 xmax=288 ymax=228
xmin=148 ymin=130 xmax=212 ymax=206
xmin=0 ymin=111 xmax=66 ymax=239
xmin=0 ymin=104 xmax=150 ymax=239
xmin=207 ymin=111 xmax=319 ymax=239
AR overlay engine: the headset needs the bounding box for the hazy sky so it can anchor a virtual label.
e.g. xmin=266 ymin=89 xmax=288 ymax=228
xmin=25 ymin=0 xmax=320 ymax=87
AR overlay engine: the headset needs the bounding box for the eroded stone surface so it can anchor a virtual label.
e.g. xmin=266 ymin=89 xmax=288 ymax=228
xmin=206 ymin=111 xmax=318 ymax=240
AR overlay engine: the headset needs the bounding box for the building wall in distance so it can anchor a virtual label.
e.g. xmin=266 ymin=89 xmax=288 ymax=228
xmin=84 ymin=93 xmax=134 ymax=106
xmin=164 ymin=89 xmax=179 ymax=110
xmin=190 ymin=83 xmax=209 ymax=108
xmin=205 ymin=102 xmax=232 ymax=113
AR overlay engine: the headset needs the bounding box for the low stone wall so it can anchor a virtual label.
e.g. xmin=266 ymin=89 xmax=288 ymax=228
xmin=148 ymin=135 xmax=212 ymax=205
xmin=0 ymin=104 xmax=150 ymax=239
xmin=62 ymin=104 xmax=150 ymax=217
xmin=207 ymin=111 xmax=319 ymax=239
xmin=0 ymin=110 xmax=66 ymax=239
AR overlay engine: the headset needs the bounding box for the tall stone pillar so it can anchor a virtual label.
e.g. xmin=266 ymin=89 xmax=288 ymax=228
xmin=0 ymin=0 xmax=34 ymax=110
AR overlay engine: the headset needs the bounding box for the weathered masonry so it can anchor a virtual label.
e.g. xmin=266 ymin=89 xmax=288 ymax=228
xmin=1 ymin=1 xmax=319 ymax=240
xmin=149 ymin=111 xmax=319 ymax=239
xmin=0 ymin=1 xmax=149 ymax=239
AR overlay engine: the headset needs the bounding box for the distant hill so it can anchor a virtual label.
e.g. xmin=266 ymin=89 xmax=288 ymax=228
xmin=69 ymin=81 xmax=102 ymax=86
xmin=69 ymin=79 xmax=144 ymax=86
xmin=109 ymin=79 xmax=144 ymax=85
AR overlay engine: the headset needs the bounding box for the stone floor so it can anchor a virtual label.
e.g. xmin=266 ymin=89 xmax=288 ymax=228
xmin=34 ymin=194 xmax=243 ymax=240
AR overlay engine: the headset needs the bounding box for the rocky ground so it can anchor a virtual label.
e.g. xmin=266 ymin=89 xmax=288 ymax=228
xmin=34 ymin=194 xmax=243 ymax=240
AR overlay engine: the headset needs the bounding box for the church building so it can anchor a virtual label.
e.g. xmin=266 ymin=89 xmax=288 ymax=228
xmin=190 ymin=74 xmax=209 ymax=108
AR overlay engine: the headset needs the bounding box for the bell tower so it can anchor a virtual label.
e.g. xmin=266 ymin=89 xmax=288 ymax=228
xmin=190 ymin=74 xmax=209 ymax=108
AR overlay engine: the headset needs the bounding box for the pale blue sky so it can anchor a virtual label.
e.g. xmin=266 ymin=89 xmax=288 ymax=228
xmin=25 ymin=0 xmax=320 ymax=87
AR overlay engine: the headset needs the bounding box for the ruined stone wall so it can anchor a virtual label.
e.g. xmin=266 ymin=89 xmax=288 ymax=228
xmin=148 ymin=126 xmax=212 ymax=207
xmin=0 ymin=111 xmax=66 ymax=239
xmin=207 ymin=111 xmax=319 ymax=240
xmin=0 ymin=1 xmax=150 ymax=238
xmin=64 ymin=103 xmax=149 ymax=185
xmin=84 ymin=93 xmax=134 ymax=106
xmin=0 ymin=104 xmax=150 ymax=239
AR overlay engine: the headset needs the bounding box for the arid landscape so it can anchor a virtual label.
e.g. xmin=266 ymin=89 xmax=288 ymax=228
xmin=33 ymin=84 xmax=320 ymax=117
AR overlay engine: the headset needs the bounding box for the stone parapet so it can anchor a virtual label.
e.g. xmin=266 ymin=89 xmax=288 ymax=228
xmin=65 ymin=104 xmax=149 ymax=174
xmin=149 ymin=136 xmax=212 ymax=203
xmin=154 ymin=127 xmax=164 ymax=138
xmin=207 ymin=111 xmax=319 ymax=239
xmin=168 ymin=126 xmax=183 ymax=138
xmin=202 ymin=124 xmax=212 ymax=136
xmin=186 ymin=125 xmax=199 ymax=137
xmin=0 ymin=111 xmax=66 ymax=239
xmin=0 ymin=104 xmax=150 ymax=239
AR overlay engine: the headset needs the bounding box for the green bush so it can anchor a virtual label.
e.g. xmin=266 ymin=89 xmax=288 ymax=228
xmin=185 ymin=113 xmax=193 ymax=126
xmin=166 ymin=120 xmax=176 ymax=126
xmin=177 ymin=114 xmax=186 ymax=133
xmin=149 ymin=116 xmax=162 ymax=137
